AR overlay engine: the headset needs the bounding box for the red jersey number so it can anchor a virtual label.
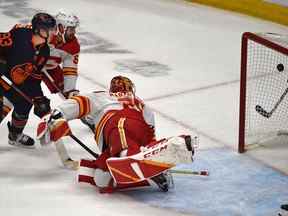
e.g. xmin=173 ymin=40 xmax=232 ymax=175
xmin=0 ymin=32 xmax=12 ymax=47
xmin=73 ymin=54 xmax=79 ymax=64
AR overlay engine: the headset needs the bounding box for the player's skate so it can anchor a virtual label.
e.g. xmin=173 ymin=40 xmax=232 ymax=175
xmin=7 ymin=122 xmax=35 ymax=148
xmin=151 ymin=171 xmax=174 ymax=192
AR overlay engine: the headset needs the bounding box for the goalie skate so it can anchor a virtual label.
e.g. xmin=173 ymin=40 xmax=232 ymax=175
xmin=151 ymin=171 xmax=174 ymax=192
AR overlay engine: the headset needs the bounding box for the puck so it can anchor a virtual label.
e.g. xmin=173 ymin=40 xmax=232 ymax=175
xmin=277 ymin=63 xmax=284 ymax=72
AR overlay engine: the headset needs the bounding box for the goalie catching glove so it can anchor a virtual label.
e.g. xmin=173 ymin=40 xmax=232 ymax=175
xmin=37 ymin=110 xmax=71 ymax=145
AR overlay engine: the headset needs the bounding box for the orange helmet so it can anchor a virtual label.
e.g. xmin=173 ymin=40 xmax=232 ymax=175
xmin=109 ymin=75 xmax=135 ymax=95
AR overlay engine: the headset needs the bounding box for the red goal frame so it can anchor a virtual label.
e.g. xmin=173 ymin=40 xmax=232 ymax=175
xmin=238 ymin=32 xmax=288 ymax=153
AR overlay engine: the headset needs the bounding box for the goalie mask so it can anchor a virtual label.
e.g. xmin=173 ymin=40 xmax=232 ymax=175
xmin=55 ymin=10 xmax=79 ymax=42
xmin=109 ymin=75 xmax=135 ymax=96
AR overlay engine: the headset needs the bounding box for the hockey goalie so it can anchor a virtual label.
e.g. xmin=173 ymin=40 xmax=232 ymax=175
xmin=37 ymin=75 xmax=197 ymax=193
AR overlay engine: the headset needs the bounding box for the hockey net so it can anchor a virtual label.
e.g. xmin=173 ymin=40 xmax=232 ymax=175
xmin=238 ymin=32 xmax=288 ymax=153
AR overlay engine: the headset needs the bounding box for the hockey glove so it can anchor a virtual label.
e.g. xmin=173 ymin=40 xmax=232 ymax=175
xmin=33 ymin=96 xmax=51 ymax=118
xmin=37 ymin=110 xmax=71 ymax=145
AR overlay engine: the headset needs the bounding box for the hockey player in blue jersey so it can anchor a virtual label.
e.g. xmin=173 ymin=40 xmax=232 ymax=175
xmin=0 ymin=12 xmax=56 ymax=148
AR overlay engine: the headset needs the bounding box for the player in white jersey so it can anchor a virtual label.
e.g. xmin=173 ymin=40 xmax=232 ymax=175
xmin=40 ymin=11 xmax=81 ymax=169
xmin=42 ymin=10 xmax=80 ymax=99
xmin=37 ymin=76 xmax=196 ymax=192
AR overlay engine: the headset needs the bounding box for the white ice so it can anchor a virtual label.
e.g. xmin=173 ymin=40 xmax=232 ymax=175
xmin=0 ymin=0 xmax=288 ymax=216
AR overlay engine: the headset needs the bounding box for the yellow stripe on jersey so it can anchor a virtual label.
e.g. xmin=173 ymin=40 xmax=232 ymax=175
xmin=63 ymin=71 xmax=78 ymax=76
xmin=70 ymin=95 xmax=91 ymax=118
xmin=94 ymin=111 xmax=116 ymax=144
xmin=118 ymin=118 xmax=128 ymax=150
xmin=63 ymin=67 xmax=78 ymax=76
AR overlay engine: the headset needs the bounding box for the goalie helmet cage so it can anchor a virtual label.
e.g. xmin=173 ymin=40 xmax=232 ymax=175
xmin=238 ymin=32 xmax=288 ymax=153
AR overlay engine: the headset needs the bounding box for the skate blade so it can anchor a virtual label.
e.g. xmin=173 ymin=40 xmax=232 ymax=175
xmin=8 ymin=141 xmax=35 ymax=149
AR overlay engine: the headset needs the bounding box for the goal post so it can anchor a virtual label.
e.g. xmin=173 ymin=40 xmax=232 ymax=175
xmin=238 ymin=32 xmax=288 ymax=153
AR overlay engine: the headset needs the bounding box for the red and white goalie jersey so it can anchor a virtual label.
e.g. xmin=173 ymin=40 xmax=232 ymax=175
xmin=37 ymin=76 xmax=195 ymax=192
xmin=43 ymin=34 xmax=80 ymax=95
xmin=57 ymin=91 xmax=156 ymax=153
xmin=52 ymin=91 xmax=194 ymax=193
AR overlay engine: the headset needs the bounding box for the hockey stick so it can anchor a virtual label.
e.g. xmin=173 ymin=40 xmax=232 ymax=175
xmin=70 ymin=134 xmax=98 ymax=158
xmin=0 ymin=74 xmax=34 ymax=104
xmin=0 ymin=74 xmax=99 ymax=159
xmin=170 ymin=169 xmax=209 ymax=176
xmin=255 ymin=87 xmax=288 ymax=118
xmin=42 ymin=69 xmax=67 ymax=98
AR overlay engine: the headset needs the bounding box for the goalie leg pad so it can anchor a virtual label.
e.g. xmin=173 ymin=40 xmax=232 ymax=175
xmin=55 ymin=140 xmax=79 ymax=170
xmin=106 ymin=135 xmax=196 ymax=185
xmin=78 ymin=158 xmax=115 ymax=193
xmin=78 ymin=159 xmax=97 ymax=185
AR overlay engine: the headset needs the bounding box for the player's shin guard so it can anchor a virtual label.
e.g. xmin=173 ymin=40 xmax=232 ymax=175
xmin=8 ymin=112 xmax=34 ymax=148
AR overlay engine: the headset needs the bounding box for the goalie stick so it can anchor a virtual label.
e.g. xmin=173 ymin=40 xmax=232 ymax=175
xmin=170 ymin=169 xmax=209 ymax=176
xmin=255 ymin=87 xmax=288 ymax=118
xmin=0 ymin=74 xmax=99 ymax=159
xmin=42 ymin=69 xmax=67 ymax=98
